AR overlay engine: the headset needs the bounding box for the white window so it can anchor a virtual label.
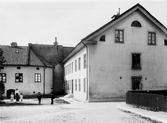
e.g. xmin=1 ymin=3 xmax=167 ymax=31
xmin=35 ymin=73 xmax=41 ymax=82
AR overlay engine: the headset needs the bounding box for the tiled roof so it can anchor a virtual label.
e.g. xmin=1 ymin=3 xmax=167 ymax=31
xmin=0 ymin=45 xmax=29 ymax=65
xmin=29 ymin=44 xmax=73 ymax=66
xmin=0 ymin=45 xmax=53 ymax=67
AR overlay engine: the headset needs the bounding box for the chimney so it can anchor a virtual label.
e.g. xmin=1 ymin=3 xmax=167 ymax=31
xmin=111 ymin=8 xmax=121 ymax=19
xmin=11 ymin=42 xmax=17 ymax=47
xmin=54 ymin=37 xmax=58 ymax=45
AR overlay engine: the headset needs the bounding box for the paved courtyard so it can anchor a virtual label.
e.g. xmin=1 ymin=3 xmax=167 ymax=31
xmin=0 ymin=98 xmax=153 ymax=123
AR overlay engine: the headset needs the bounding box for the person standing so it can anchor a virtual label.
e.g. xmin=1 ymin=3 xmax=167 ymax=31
xmin=50 ymin=88 xmax=54 ymax=105
xmin=37 ymin=92 xmax=42 ymax=105
xmin=10 ymin=92 xmax=14 ymax=102
xmin=20 ymin=93 xmax=23 ymax=101
xmin=15 ymin=88 xmax=20 ymax=102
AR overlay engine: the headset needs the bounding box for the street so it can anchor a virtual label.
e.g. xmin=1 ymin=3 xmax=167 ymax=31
xmin=0 ymin=98 xmax=152 ymax=123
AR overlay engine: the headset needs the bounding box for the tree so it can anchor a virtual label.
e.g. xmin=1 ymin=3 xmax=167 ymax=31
xmin=0 ymin=48 xmax=6 ymax=101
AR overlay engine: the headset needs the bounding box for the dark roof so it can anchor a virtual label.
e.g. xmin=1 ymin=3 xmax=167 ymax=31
xmin=0 ymin=45 xmax=52 ymax=67
xmin=29 ymin=44 xmax=74 ymax=66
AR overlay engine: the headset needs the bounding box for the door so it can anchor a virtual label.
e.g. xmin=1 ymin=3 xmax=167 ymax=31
xmin=131 ymin=76 xmax=142 ymax=90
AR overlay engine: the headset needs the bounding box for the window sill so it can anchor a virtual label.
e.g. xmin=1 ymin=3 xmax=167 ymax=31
xmin=115 ymin=42 xmax=125 ymax=44
xmin=131 ymin=68 xmax=142 ymax=70
xmin=148 ymin=44 xmax=156 ymax=46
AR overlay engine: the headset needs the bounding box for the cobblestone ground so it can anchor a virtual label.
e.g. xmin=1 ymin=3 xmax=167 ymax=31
xmin=0 ymin=99 xmax=152 ymax=123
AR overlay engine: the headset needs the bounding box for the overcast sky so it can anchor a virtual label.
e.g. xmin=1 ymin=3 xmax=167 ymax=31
xmin=0 ymin=0 xmax=167 ymax=47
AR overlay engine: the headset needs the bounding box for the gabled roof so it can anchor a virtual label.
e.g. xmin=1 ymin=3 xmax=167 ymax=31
xmin=63 ymin=3 xmax=167 ymax=63
xmin=29 ymin=44 xmax=74 ymax=66
xmin=82 ymin=3 xmax=167 ymax=42
xmin=0 ymin=45 xmax=53 ymax=67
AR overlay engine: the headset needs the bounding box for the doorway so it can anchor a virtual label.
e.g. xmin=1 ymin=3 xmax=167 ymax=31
xmin=131 ymin=76 xmax=142 ymax=90
xmin=7 ymin=89 xmax=15 ymax=99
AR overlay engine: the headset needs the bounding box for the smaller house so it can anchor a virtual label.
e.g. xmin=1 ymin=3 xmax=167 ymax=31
xmin=0 ymin=41 xmax=73 ymax=98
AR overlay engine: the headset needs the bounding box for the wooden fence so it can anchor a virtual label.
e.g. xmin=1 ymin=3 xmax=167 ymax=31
xmin=126 ymin=91 xmax=167 ymax=112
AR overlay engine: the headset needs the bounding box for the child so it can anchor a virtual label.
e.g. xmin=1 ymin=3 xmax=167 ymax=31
xmin=20 ymin=93 xmax=23 ymax=101
xmin=10 ymin=92 xmax=14 ymax=102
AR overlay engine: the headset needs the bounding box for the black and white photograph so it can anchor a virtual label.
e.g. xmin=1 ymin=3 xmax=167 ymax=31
xmin=0 ymin=0 xmax=167 ymax=122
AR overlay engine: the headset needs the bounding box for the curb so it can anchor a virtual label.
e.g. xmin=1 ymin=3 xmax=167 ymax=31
xmin=117 ymin=106 xmax=163 ymax=123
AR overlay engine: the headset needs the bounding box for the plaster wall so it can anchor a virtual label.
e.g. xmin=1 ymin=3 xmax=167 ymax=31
xmin=64 ymin=47 xmax=87 ymax=101
xmin=88 ymin=11 xmax=167 ymax=101
xmin=1 ymin=66 xmax=53 ymax=96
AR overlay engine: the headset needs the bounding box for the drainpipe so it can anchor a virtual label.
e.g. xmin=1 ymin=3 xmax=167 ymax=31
xmin=43 ymin=67 xmax=46 ymax=95
xmin=81 ymin=41 xmax=89 ymax=101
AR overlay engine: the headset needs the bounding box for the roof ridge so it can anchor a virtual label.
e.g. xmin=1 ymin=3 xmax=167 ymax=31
xmin=81 ymin=3 xmax=167 ymax=41
xmin=29 ymin=44 xmax=53 ymax=67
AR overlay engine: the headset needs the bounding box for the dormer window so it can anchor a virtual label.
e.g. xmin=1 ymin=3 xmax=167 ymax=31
xmin=131 ymin=21 xmax=142 ymax=27
xmin=99 ymin=35 xmax=105 ymax=41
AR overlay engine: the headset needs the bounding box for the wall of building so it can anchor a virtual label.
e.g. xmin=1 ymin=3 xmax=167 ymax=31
xmin=53 ymin=64 xmax=64 ymax=94
xmin=1 ymin=66 xmax=53 ymax=96
xmin=64 ymin=47 xmax=88 ymax=101
xmin=88 ymin=11 xmax=167 ymax=101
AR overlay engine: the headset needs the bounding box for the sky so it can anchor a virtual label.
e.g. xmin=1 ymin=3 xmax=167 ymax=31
xmin=0 ymin=0 xmax=167 ymax=47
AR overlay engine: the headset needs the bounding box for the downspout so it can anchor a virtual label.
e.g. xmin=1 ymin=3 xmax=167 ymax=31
xmin=52 ymin=66 xmax=55 ymax=94
xmin=81 ymin=41 xmax=89 ymax=101
xmin=43 ymin=67 xmax=46 ymax=95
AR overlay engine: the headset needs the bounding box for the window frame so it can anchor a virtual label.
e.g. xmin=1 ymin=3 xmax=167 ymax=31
xmin=115 ymin=29 xmax=124 ymax=43
xmin=15 ymin=73 xmax=23 ymax=83
xmin=131 ymin=76 xmax=142 ymax=90
xmin=75 ymin=79 xmax=77 ymax=91
xmin=83 ymin=78 xmax=86 ymax=92
xmin=131 ymin=21 xmax=142 ymax=27
xmin=99 ymin=35 xmax=105 ymax=41
xmin=83 ymin=54 xmax=86 ymax=69
xmin=78 ymin=79 xmax=81 ymax=91
xmin=148 ymin=32 xmax=156 ymax=45
xmin=0 ymin=73 xmax=6 ymax=83
xmin=132 ymin=53 xmax=141 ymax=70
xmin=75 ymin=59 xmax=77 ymax=72
xmin=78 ymin=57 xmax=81 ymax=71
xmin=34 ymin=73 xmax=41 ymax=83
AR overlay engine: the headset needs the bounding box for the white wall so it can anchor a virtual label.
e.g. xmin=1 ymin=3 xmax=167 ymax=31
xmin=64 ymin=47 xmax=87 ymax=101
xmin=88 ymin=11 xmax=167 ymax=101
xmin=1 ymin=66 xmax=53 ymax=96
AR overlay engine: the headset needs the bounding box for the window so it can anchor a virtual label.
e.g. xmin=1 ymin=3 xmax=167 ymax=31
xmin=0 ymin=73 xmax=6 ymax=83
xmin=132 ymin=53 xmax=141 ymax=70
xmin=131 ymin=21 xmax=142 ymax=27
xmin=75 ymin=59 xmax=77 ymax=72
xmin=17 ymin=66 xmax=21 ymax=69
xmin=78 ymin=79 xmax=81 ymax=91
xmin=34 ymin=73 xmax=41 ymax=82
xmin=36 ymin=67 xmax=40 ymax=70
xmin=83 ymin=54 xmax=86 ymax=69
xmin=1 ymin=67 xmax=4 ymax=70
xmin=75 ymin=79 xmax=77 ymax=91
xmin=148 ymin=32 xmax=156 ymax=45
xmin=164 ymin=39 xmax=167 ymax=46
xmin=15 ymin=73 xmax=23 ymax=82
xmin=83 ymin=78 xmax=86 ymax=92
xmin=100 ymin=35 xmax=105 ymax=41
xmin=115 ymin=30 xmax=124 ymax=43
xmin=132 ymin=76 xmax=142 ymax=90
xmin=78 ymin=57 xmax=81 ymax=70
